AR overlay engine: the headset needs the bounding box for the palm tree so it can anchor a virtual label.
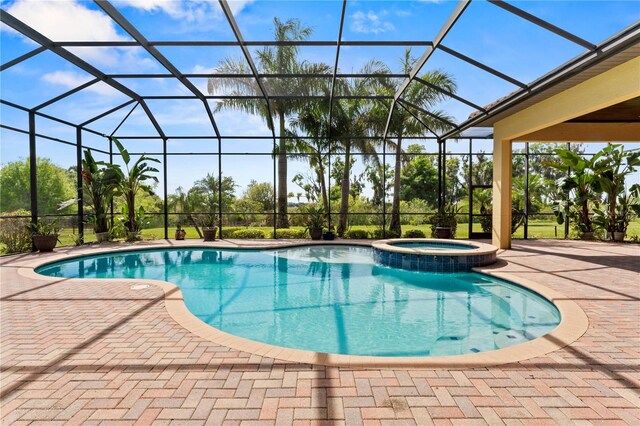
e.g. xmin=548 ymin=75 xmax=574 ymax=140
xmin=375 ymin=50 xmax=456 ymax=236
xmin=332 ymin=60 xmax=390 ymax=236
xmin=289 ymin=99 xmax=333 ymax=213
xmin=208 ymin=18 xmax=330 ymax=228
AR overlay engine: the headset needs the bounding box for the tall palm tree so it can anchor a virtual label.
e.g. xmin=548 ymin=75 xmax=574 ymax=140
xmin=332 ymin=60 xmax=390 ymax=236
xmin=208 ymin=18 xmax=330 ymax=228
xmin=374 ymin=50 xmax=456 ymax=236
xmin=289 ymin=100 xmax=333 ymax=214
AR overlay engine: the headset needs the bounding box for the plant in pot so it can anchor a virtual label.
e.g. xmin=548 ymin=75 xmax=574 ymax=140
xmin=612 ymin=184 xmax=640 ymax=241
xmin=26 ymin=219 xmax=61 ymax=252
xmin=303 ymin=205 xmax=326 ymax=241
xmin=429 ymin=204 xmax=458 ymax=239
xmin=175 ymin=224 xmax=186 ymax=240
xmin=545 ymin=148 xmax=599 ymax=239
xmin=81 ymin=149 xmax=120 ymax=242
xmin=199 ymin=214 xmax=218 ymax=241
xmin=111 ymin=138 xmax=159 ymax=242
xmin=591 ymin=144 xmax=640 ymax=240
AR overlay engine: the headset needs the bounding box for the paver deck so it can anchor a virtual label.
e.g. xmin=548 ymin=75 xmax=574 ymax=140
xmin=1 ymin=239 xmax=639 ymax=425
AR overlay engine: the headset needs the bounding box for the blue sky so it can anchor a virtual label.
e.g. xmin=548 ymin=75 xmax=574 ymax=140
xmin=1 ymin=0 xmax=639 ymax=196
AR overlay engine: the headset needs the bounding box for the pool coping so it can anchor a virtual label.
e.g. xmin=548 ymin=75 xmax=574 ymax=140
xmin=14 ymin=240 xmax=589 ymax=369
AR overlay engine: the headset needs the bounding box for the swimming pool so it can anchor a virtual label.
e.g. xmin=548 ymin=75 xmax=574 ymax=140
xmin=37 ymin=245 xmax=560 ymax=357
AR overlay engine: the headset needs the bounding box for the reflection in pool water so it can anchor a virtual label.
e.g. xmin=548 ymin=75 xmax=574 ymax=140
xmin=38 ymin=246 xmax=560 ymax=357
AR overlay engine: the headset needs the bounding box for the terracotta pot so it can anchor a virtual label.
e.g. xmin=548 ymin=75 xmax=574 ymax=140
xmin=96 ymin=232 xmax=110 ymax=243
xmin=32 ymin=235 xmax=58 ymax=252
xmin=434 ymin=227 xmax=452 ymax=239
xmin=175 ymin=230 xmax=186 ymax=240
xmin=203 ymin=227 xmax=217 ymax=241
xmin=309 ymin=228 xmax=323 ymax=240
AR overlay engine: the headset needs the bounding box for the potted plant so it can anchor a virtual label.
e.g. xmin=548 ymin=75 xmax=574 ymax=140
xmin=612 ymin=184 xmax=640 ymax=241
xmin=26 ymin=219 xmax=61 ymax=252
xmin=175 ymin=224 xmax=186 ymax=240
xmin=81 ymin=149 xmax=120 ymax=242
xmin=111 ymin=138 xmax=159 ymax=242
xmin=200 ymin=214 xmax=218 ymax=241
xmin=323 ymin=226 xmax=335 ymax=241
xmin=304 ymin=205 xmax=326 ymax=240
xmin=546 ymin=148 xmax=600 ymax=239
xmin=429 ymin=204 xmax=458 ymax=239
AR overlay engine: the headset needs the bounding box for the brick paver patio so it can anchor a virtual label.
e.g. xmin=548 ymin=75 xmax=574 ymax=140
xmin=1 ymin=239 xmax=639 ymax=425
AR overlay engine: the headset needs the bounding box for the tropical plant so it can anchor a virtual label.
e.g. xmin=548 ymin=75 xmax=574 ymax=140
xmin=26 ymin=219 xmax=60 ymax=236
xmin=591 ymin=144 xmax=640 ymax=237
xmin=545 ymin=147 xmax=600 ymax=234
xmin=189 ymin=174 xmax=236 ymax=229
xmin=110 ymin=138 xmax=159 ymax=236
xmin=373 ymin=49 xmax=456 ymax=236
xmin=429 ymin=204 xmax=459 ymax=238
xmin=81 ymin=149 xmax=121 ymax=235
xmin=209 ymin=17 xmax=330 ymax=228
xmin=333 ymin=60 xmax=390 ymax=236
xmin=614 ymin=184 xmax=640 ymax=234
xmin=303 ymin=204 xmax=326 ymax=232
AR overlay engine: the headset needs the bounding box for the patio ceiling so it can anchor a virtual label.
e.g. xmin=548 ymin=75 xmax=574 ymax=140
xmin=1 ymin=0 xmax=639 ymax=142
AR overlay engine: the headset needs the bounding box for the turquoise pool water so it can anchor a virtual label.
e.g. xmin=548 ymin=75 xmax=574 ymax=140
xmin=391 ymin=242 xmax=476 ymax=250
xmin=37 ymin=246 xmax=560 ymax=357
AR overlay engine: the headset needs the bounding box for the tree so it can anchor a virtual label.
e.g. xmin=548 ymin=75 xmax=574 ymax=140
xmin=243 ymin=180 xmax=274 ymax=213
xmin=400 ymin=146 xmax=439 ymax=207
xmin=290 ymin=100 xmax=334 ymax=213
xmin=332 ymin=60 xmax=389 ymax=236
xmin=209 ymin=18 xmax=330 ymax=228
xmin=189 ymin=174 xmax=237 ymax=219
xmin=372 ymin=49 xmax=456 ymax=235
xmin=0 ymin=157 xmax=76 ymax=214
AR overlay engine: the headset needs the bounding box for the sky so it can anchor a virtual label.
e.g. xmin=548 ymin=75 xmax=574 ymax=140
xmin=1 ymin=0 xmax=639 ymax=197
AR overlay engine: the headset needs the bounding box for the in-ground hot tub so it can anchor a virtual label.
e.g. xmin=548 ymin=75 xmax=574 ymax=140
xmin=372 ymin=238 xmax=498 ymax=272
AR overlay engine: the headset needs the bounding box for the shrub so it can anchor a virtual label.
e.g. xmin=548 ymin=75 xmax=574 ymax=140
xmin=403 ymin=229 xmax=426 ymax=238
xmin=231 ymin=229 xmax=265 ymax=239
xmin=372 ymin=229 xmax=400 ymax=239
xmin=0 ymin=210 xmax=32 ymax=254
xmin=344 ymin=229 xmax=371 ymax=239
xmin=217 ymin=227 xmax=239 ymax=239
xmin=271 ymin=229 xmax=307 ymax=239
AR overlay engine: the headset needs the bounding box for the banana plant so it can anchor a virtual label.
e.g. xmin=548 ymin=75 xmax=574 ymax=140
xmin=591 ymin=145 xmax=640 ymax=236
xmin=111 ymin=138 xmax=159 ymax=236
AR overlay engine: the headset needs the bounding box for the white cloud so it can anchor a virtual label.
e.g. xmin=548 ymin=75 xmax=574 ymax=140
xmin=6 ymin=0 xmax=126 ymax=42
xmin=116 ymin=0 xmax=255 ymax=21
xmin=351 ymin=10 xmax=395 ymax=35
xmin=395 ymin=10 xmax=412 ymax=17
xmin=41 ymin=70 xmax=120 ymax=96
xmin=4 ymin=0 xmax=158 ymax=71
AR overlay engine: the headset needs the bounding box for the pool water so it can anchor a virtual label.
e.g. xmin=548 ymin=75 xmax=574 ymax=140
xmin=391 ymin=242 xmax=476 ymax=250
xmin=37 ymin=246 xmax=560 ymax=357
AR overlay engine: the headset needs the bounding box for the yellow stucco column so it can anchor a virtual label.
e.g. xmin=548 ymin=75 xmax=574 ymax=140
xmin=492 ymin=133 xmax=512 ymax=249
